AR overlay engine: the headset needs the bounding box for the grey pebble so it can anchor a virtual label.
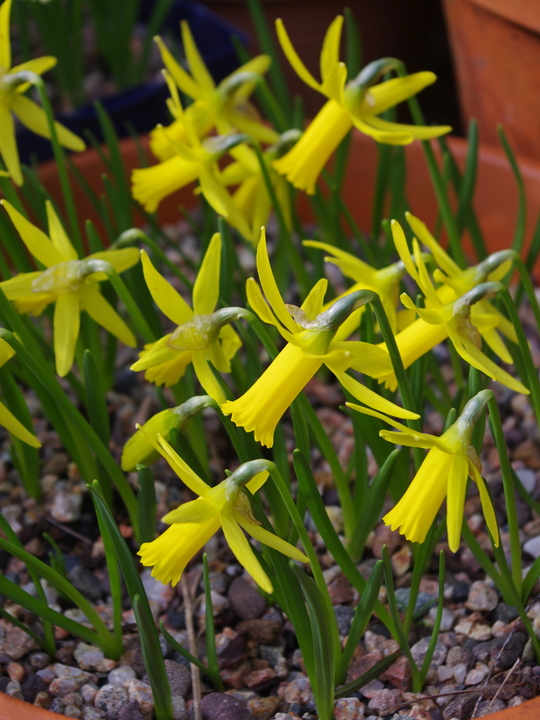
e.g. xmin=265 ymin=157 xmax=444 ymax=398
xmin=410 ymin=637 xmax=447 ymax=668
xmin=108 ymin=666 xmax=136 ymax=686
xmin=50 ymin=699 xmax=67 ymax=715
xmin=200 ymin=692 xmax=252 ymax=720
xmin=446 ymin=645 xmax=473 ymax=668
xmin=171 ymin=695 xmax=188 ymax=720
xmin=5 ymin=680 xmax=23 ymax=699
xmin=117 ymin=701 xmax=145 ymax=720
xmin=28 ymin=652 xmax=51 ymax=670
xmin=64 ymin=704 xmax=83 ymax=718
xmin=68 ymin=566 xmax=103 ymax=601
xmin=334 ymin=605 xmax=355 ymax=635
xmin=442 ymin=693 xmax=480 ymax=720
xmin=164 ymin=659 xmax=191 ymax=697
xmin=395 ymin=588 xmax=437 ymax=617
xmin=82 ymin=707 xmax=104 ymax=720
xmin=49 ymin=677 xmax=80 ymax=697
xmin=95 ymin=683 xmax=129 ymax=720
xmin=127 ymin=679 xmax=154 ymax=715
xmin=495 ymin=632 xmax=528 ymax=668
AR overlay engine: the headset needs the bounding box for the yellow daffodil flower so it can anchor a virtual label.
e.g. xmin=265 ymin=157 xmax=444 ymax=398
xmin=219 ymin=133 xmax=298 ymax=246
xmin=221 ymin=229 xmax=418 ymax=448
xmin=130 ymin=235 xmax=241 ymax=403
xmin=272 ymin=16 xmax=450 ymax=194
xmin=378 ymin=220 xmax=528 ymax=395
xmin=348 ymin=390 xmax=500 ymax=551
xmin=405 ymin=211 xmax=518 ymax=357
xmin=132 ymin=70 xmax=248 ymax=214
xmin=150 ymin=21 xmax=277 ymax=161
xmin=0 ymin=0 xmax=85 ymax=185
xmin=303 ymin=240 xmax=408 ymax=334
xmin=0 ymin=339 xmax=40 ymax=447
xmin=0 ymin=200 xmax=138 ymax=377
xmin=139 ymin=436 xmax=308 ymax=591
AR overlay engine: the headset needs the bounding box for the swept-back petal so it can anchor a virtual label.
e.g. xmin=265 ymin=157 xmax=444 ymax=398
xmin=246 ymin=278 xmax=293 ymax=342
xmin=246 ymin=471 xmax=268 ymax=495
xmin=11 ymin=95 xmax=85 ymax=152
xmin=0 ymin=0 xmax=12 ymax=72
xmin=276 ymin=18 xmax=322 ymax=94
xmin=155 ymin=433 xmax=211 ymax=497
xmin=331 ymin=340 xmax=392 ymax=377
xmin=335 ymin=372 xmax=420 ymax=420
xmin=193 ymin=232 xmax=221 ymax=314
xmin=154 ymin=35 xmax=201 ymax=99
xmin=0 ymin=104 xmax=21 ymax=185
xmin=300 ymin=278 xmax=328 ymax=320
xmin=11 ymin=56 xmax=56 ymax=78
xmin=367 ymin=72 xmax=437 ymax=115
xmin=470 ymin=464 xmax=500 ymax=547
xmin=181 ymin=21 xmax=215 ymax=92
xmin=406 ymin=212 xmax=460 ymax=278
xmin=320 ymin=15 xmax=343 ymax=82
xmin=221 ymin=511 xmax=273 ymax=593
xmin=257 ymin=229 xmax=297 ymax=333
xmin=141 ymin=250 xmax=193 ymax=326
xmin=192 ymin=350 xmax=227 ymax=406
xmin=234 ymin=511 xmax=308 ymax=562
xmin=45 ymin=201 xmax=77 ymax=261
xmin=79 ymin=284 xmax=136 ymax=347
xmin=366 ymin=115 xmax=451 ymax=140
xmin=0 ymin=400 xmax=40 ymax=447
xmin=89 ymin=248 xmax=140 ymax=275
xmin=54 ymin=291 xmax=80 ymax=377
xmin=351 ymin=115 xmax=412 ymax=145
xmin=445 ymin=452 xmax=468 ymax=552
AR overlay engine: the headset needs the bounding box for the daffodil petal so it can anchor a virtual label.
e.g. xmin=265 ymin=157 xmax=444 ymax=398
xmin=154 ymin=35 xmax=201 ymax=99
xmin=276 ymin=18 xmax=322 ymax=94
xmin=352 ymin=115 xmax=412 ymax=145
xmin=221 ymin=512 xmax=273 ymax=593
xmin=54 ymin=292 xmax=80 ymax=377
xmin=141 ymin=250 xmax=194 ymax=326
xmin=11 ymin=56 xmax=56 ymax=78
xmin=79 ymin=284 xmax=136 ymax=347
xmin=11 ymin=95 xmax=85 ymax=152
xmin=445 ymin=452 xmax=468 ymax=552
xmin=181 ymin=21 xmax=215 ymax=92
xmin=45 ymin=201 xmax=77 ymax=261
xmin=246 ymin=471 xmax=268 ymax=494
xmin=406 ymin=212 xmax=460 ymax=278
xmin=367 ymin=72 xmax=437 ymax=115
xmin=89 ymin=248 xmax=140 ymax=275
xmin=192 ymin=350 xmax=227 ymax=406
xmin=234 ymin=511 xmax=308 ymax=562
xmin=300 ymin=278 xmax=328 ymax=320
xmin=0 ymin=104 xmax=21 ymax=185
xmin=337 ymin=372 xmax=420 ymax=420
xmin=162 ymin=497 xmax=215 ymax=524
xmin=320 ymin=15 xmax=343 ymax=81
xmin=156 ymin=433 xmax=211 ymax=497
xmin=193 ymin=232 xmax=221 ymax=314
xmin=366 ymin=115 xmax=451 ymax=140
xmin=470 ymin=464 xmax=500 ymax=547
xmin=2 ymin=200 xmax=67 ymax=267
xmin=0 ymin=0 xmax=12 ymax=72
xmin=0 ymin=400 xmax=40 ymax=447
xmin=257 ymin=229 xmax=297 ymax=334
xmin=379 ymin=429 xmax=439 ymax=450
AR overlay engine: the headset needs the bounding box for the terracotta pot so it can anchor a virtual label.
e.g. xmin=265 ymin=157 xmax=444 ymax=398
xmin=442 ymin=0 xmax=540 ymax=160
xmin=1 ymin=680 xmax=540 ymax=720
xmin=37 ymin=131 xmax=540 ymax=279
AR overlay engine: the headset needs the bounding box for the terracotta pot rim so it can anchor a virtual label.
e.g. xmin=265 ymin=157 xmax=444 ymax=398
xmin=467 ymin=0 xmax=540 ymax=34
xmin=1 ymin=688 xmax=540 ymax=720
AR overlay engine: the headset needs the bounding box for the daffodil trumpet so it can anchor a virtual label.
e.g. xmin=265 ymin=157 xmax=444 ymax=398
xmin=222 ymin=229 xmax=418 ymax=448
xmin=347 ymin=390 xmax=500 ymax=552
xmin=138 ymin=441 xmax=308 ymax=592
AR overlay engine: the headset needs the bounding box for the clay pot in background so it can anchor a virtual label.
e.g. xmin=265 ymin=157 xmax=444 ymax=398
xmin=37 ymin=131 xmax=540 ymax=280
xmin=443 ymin=0 xmax=540 ymax=160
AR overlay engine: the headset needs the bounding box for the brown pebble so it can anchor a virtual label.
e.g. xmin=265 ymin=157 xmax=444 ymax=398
xmin=228 ymin=577 xmax=267 ymax=620
xmin=7 ymin=662 xmax=25 ymax=683
xmin=247 ymin=696 xmax=281 ymax=719
xmin=34 ymin=691 xmax=52 ymax=709
xmin=236 ymin=619 xmax=281 ymax=644
xmin=243 ymin=667 xmax=277 ymax=689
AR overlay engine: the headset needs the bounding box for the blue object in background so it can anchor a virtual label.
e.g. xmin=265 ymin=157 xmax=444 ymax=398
xmin=18 ymin=0 xmax=249 ymax=165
